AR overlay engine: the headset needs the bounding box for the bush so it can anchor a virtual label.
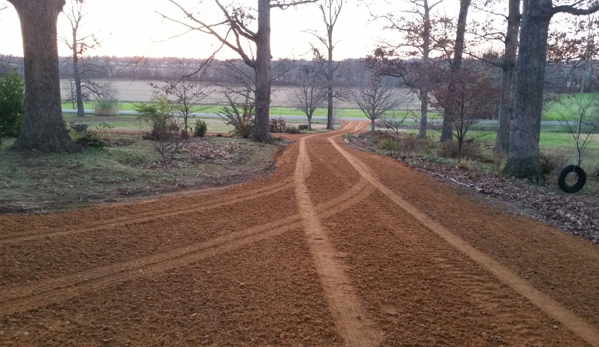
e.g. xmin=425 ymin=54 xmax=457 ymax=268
xmin=193 ymin=119 xmax=208 ymax=137
xmin=379 ymin=138 xmax=399 ymax=151
xmin=93 ymin=82 xmax=119 ymax=117
xmin=94 ymin=98 xmax=119 ymax=117
xmin=437 ymin=140 xmax=483 ymax=160
xmin=270 ymin=117 xmax=287 ymax=133
xmin=539 ymin=150 xmax=568 ymax=176
xmin=135 ymin=97 xmax=176 ymax=141
xmin=218 ymin=91 xmax=255 ymax=139
xmin=0 ymin=68 xmax=24 ymax=137
xmin=285 ymin=126 xmax=300 ymax=134
xmin=298 ymin=124 xmax=309 ymax=131
xmin=76 ymin=131 xmax=108 ymax=148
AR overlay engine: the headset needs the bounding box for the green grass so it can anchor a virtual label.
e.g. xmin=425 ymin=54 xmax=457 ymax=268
xmin=62 ymin=101 xmax=442 ymax=120
xmin=543 ymin=93 xmax=599 ymax=121
xmin=0 ymin=135 xmax=280 ymax=213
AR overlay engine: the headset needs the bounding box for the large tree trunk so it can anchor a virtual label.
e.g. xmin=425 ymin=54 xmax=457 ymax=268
xmin=9 ymin=0 xmax=78 ymax=152
xmin=252 ymin=0 xmax=271 ymax=142
xmin=494 ymin=0 xmax=521 ymax=153
xmin=504 ymin=0 xmax=552 ymax=178
xmin=440 ymin=0 xmax=471 ymax=142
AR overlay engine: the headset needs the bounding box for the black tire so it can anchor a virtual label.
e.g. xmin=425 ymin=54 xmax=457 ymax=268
xmin=558 ymin=165 xmax=586 ymax=193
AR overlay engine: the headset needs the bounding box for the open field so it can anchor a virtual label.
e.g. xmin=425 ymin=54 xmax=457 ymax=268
xmin=62 ymin=79 xmax=599 ymax=121
xmin=60 ymin=79 xmax=417 ymax=110
xmin=544 ymin=93 xmax=599 ymax=121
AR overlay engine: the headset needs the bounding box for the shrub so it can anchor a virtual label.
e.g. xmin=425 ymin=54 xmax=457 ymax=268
xmin=93 ymin=82 xmax=120 ymax=117
xmin=298 ymin=124 xmax=309 ymax=131
xmin=0 ymin=68 xmax=24 ymax=137
xmin=135 ymin=97 xmax=175 ymax=141
xmin=67 ymin=123 xmax=108 ymax=148
xmin=193 ymin=119 xmax=208 ymax=137
xmin=76 ymin=131 xmax=108 ymax=148
xmin=94 ymin=98 xmax=119 ymax=117
xmin=379 ymin=138 xmax=399 ymax=151
xmin=95 ymin=122 xmax=114 ymax=146
xmin=270 ymin=117 xmax=287 ymax=133
xmin=437 ymin=140 xmax=483 ymax=160
xmin=285 ymin=126 xmax=300 ymax=134
xmin=218 ymin=90 xmax=255 ymax=139
xmin=539 ymin=150 xmax=568 ymax=176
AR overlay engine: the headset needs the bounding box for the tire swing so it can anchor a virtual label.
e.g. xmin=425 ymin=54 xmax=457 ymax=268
xmin=557 ymin=165 xmax=586 ymax=193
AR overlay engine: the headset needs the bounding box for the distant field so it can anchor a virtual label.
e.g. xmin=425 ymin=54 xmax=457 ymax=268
xmin=61 ymin=79 xmax=418 ymax=109
xmin=62 ymin=113 xmax=333 ymax=134
xmin=543 ymin=93 xmax=599 ymax=121
xmin=61 ymin=101 xmax=433 ymax=119
xmin=61 ymin=79 xmax=599 ymax=121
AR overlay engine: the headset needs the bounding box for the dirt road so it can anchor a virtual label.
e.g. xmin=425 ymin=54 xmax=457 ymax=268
xmin=1 ymin=122 xmax=599 ymax=346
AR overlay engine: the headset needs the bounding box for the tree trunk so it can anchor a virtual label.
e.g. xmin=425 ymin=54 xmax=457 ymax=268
xmin=504 ymin=0 xmax=552 ymax=178
xmin=441 ymin=0 xmax=471 ymax=142
xmin=419 ymin=0 xmax=431 ymax=139
xmin=371 ymin=118 xmax=375 ymax=132
xmin=326 ymin=27 xmax=334 ymax=130
xmin=419 ymin=86 xmax=428 ymax=138
xmin=252 ymin=0 xmax=271 ymax=142
xmin=72 ymin=36 xmax=85 ymax=117
xmin=9 ymin=0 xmax=78 ymax=152
xmin=494 ymin=0 xmax=521 ymax=153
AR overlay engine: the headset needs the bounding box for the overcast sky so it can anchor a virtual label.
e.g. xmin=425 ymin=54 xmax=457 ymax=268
xmin=0 ymin=0 xmax=514 ymax=61
xmin=0 ymin=0 xmax=388 ymax=60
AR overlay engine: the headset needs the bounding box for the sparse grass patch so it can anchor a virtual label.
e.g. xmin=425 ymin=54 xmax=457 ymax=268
xmin=0 ymin=135 xmax=281 ymax=213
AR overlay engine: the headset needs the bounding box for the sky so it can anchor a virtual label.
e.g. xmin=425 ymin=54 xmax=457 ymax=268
xmin=0 ymin=0 xmax=511 ymax=61
xmin=0 ymin=0 xmax=392 ymax=60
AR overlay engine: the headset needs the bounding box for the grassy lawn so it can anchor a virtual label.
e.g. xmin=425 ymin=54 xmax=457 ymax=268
xmin=62 ymin=101 xmax=441 ymax=120
xmin=63 ymin=113 xmax=236 ymax=133
xmin=543 ymin=93 xmax=599 ymax=121
xmin=0 ymin=135 xmax=280 ymax=213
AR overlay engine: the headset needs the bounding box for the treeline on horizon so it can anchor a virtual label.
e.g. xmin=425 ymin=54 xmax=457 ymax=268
xmin=1 ymin=54 xmax=596 ymax=94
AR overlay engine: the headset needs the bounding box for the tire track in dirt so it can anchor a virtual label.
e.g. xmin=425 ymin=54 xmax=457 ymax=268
xmin=376 ymin=206 xmax=554 ymax=345
xmin=329 ymin=135 xmax=599 ymax=347
xmin=0 ymin=123 xmax=351 ymax=244
xmin=0 ymin=180 xmax=294 ymax=245
xmin=294 ymin=132 xmax=383 ymax=347
xmin=0 ymin=125 xmax=375 ymax=316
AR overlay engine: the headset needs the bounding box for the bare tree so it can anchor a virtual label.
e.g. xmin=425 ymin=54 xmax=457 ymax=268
xmin=553 ymin=14 xmax=599 ymax=166
xmin=163 ymin=0 xmax=317 ymax=142
xmin=355 ymin=73 xmax=400 ymax=132
xmin=440 ymin=0 xmax=472 ymax=142
xmin=429 ymin=63 xmax=501 ymax=161
xmin=291 ymin=58 xmax=327 ymax=130
xmin=559 ymin=95 xmax=599 ymax=167
xmin=7 ymin=0 xmax=78 ymax=152
xmin=505 ymin=0 xmax=599 ymax=178
xmin=485 ymin=0 xmax=521 ymax=153
xmin=471 ymin=0 xmax=522 ymax=153
xmin=306 ymin=0 xmax=343 ymax=129
xmin=372 ymin=0 xmax=445 ymax=138
xmin=61 ymin=0 xmax=98 ymax=117
xmin=149 ymin=60 xmax=211 ymax=134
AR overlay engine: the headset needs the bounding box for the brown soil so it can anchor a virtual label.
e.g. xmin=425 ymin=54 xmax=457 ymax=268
xmin=1 ymin=122 xmax=599 ymax=346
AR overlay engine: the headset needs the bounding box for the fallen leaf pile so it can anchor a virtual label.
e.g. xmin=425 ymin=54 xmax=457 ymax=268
xmin=185 ymin=140 xmax=242 ymax=162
